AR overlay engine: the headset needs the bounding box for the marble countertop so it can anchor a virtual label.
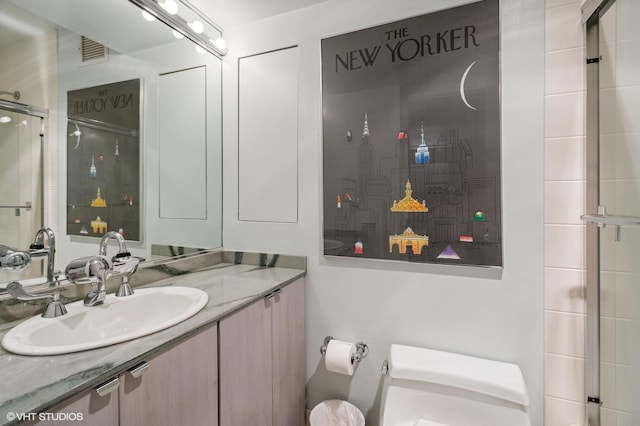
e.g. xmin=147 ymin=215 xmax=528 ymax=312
xmin=0 ymin=252 xmax=305 ymax=425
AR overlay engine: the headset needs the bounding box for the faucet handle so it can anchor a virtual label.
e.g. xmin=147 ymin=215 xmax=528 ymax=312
xmin=28 ymin=244 xmax=49 ymax=258
xmin=0 ymin=245 xmax=31 ymax=271
xmin=112 ymin=256 xmax=144 ymax=298
xmin=65 ymin=255 xmax=112 ymax=285
xmin=112 ymin=254 xmax=144 ymax=275
xmin=7 ymin=281 xmax=68 ymax=318
xmin=7 ymin=281 xmax=56 ymax=301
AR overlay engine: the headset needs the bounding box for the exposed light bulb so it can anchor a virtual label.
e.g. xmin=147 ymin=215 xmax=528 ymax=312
xmin=188 ymin=20 xmax=204 ymax=34
xmin=141 ymin=10 xmax=156 ymax=21
xmin=172 ymin=30 xmax=184 ymax=39
xmin=210 ymin=37 xmax=226 ymax=51
xmin=195 ymin=45 xmax=206 ymax=55
xmin=0 ymin=116 xmax=11 ymax=124
xmin=161 ymin=0 xmax=178 ymax=15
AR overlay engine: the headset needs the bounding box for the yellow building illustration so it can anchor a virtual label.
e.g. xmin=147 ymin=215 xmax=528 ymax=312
xmin=90 ymin=187 xmax=107 ymax=208
xmin=91 ymin=216 xmax=108 ymax=234
xmin=390 ymin=181 xmax=428 ymax=212
xmin=389 ymin=227 xmax=429 ymax=255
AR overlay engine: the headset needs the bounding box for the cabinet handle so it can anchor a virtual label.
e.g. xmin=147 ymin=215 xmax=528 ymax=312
xmin=95 ymin=377 xmax=120 ymax=397
xmin=128 ymin=361 xmax=150 ymax=379
xmin=266 ymin=288 xmax=283 ymax=300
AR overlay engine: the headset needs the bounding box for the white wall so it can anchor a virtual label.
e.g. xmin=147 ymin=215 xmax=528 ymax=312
xmin=222 ymin=0 xmax=544 ymax=424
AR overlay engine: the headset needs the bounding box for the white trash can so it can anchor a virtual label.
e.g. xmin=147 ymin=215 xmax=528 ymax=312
xmin=309 ymin=399 xmax=365 ymax=426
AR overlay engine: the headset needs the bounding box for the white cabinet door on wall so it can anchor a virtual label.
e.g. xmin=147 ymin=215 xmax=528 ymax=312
xmin=238 ymin=46 xmax=299 ymax=223
xmin=151 ymin=63 xmax=223 ymax=248
xmin=159 ymin=67 xmax=207 ymax=220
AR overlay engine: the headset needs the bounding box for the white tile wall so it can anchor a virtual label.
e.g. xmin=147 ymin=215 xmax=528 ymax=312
xmin=544 ymin=1 xmax=587 ymax=424
xmin=544 ymin=137 xmax=585 ymax=181
xmin=545 ymin=92 xmax=585 ymax=138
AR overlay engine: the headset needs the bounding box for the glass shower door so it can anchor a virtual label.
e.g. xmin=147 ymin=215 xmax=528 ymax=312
xmin=595 ymin=0 xmax=640 ymax=424
xmin=0 ymin=107 xmax=43 ymax=282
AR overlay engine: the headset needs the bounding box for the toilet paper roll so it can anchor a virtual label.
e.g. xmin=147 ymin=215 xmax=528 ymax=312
xmin=324 ymin=339 xmax=356 ymax=375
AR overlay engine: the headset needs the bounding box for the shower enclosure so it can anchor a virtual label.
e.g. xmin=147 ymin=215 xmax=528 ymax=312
xmin=0 ymin=99 xmax=46 ymax=282
xmin=582 ymin=0 xmax=640 ymax=424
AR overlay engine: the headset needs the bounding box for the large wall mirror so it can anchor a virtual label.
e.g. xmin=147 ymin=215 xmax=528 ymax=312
xmin=0 ymin=0 xmax=222 ymax=290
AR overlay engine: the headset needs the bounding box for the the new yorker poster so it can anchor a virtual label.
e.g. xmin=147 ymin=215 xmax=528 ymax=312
xmin=322 ymin=1 xmax=502 ymax=267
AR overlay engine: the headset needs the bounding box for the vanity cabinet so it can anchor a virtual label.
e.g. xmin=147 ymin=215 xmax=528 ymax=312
xmin=31 ymin=278 xmax=304 ymax=426
xmin=35 ymin=324 xmax=218 ymax=426
xmin=219 ymin=278 xmax=305 ymax=426
xmin=119 ymin=324 xmax=218 ymax=426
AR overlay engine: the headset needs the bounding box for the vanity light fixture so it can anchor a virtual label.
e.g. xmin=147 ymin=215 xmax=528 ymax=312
xmin=160 ymin=0 xmax=178 ymax=15
xmin=0 ymin=116 xmax=11 ymax=124
xmin=211 ymin=37 xmax=226 ymax=51
xmin=188 ymin=20 xmax=204 ymax=34
xmin=129 ymin=0 xmax=227 ymax=57
xmin=141 ymin=10 xmax=156 ymax=21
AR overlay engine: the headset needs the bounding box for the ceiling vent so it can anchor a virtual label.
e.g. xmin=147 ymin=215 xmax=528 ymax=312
xmin=81 ymin=36 xmax=108 ymax=63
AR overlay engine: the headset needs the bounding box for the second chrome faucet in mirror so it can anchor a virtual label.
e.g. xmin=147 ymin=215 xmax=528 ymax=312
xmin=65 ymin=231 xmax=143 ymax=307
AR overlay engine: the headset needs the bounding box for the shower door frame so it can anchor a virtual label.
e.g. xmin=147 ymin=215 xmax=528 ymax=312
xmin=0 ymin=99 xmax=48 ymax=245
xmin=582 ymin=0 xmax=630 ymax=425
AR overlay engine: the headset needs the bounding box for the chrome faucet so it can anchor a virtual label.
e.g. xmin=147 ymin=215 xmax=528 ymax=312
xmin=65 ymin=256 xmax=111 ymax=306
xmin=0 ymin=245 xmax=31 ymax=271
xmin=29 ymin=227 xmax=57 ymax=283
xmin=99 ymin=231 xmax=141 ymax=297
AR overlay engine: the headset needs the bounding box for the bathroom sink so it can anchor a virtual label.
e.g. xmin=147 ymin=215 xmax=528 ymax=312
xmin=1 ymin=286 xmax=209 ymax=356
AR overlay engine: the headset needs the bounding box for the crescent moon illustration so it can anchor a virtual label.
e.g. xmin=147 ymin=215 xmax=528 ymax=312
xmin=70 ymin=122 xmax=82 ymax=149
xmin=460 ymin=61 xmax=477 ymax=111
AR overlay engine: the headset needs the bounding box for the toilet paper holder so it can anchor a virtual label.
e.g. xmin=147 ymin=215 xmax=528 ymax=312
xmin=319 ymin=336 xmax=369 ymax=363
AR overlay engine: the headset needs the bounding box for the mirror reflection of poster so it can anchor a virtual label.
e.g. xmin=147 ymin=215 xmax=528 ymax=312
xmin=322 ymin=1 xmax=502 ymax=267
xmin=66 ymin=79 xmax=140 ymax=241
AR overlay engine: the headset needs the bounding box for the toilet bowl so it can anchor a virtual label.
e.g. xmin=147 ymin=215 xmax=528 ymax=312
xmin=379 ymin=344 xmax=531 ymax=426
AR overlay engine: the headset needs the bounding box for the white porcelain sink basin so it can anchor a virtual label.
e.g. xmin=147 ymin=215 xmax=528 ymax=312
xmin=1 ymin=286 xmax=209 ymax=356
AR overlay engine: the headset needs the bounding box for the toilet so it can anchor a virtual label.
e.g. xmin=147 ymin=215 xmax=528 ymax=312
xmin=379 ymin=344 xmax=531 ymax=426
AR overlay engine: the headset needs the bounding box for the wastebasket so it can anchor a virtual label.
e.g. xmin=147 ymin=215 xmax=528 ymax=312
xmin=309 ymin=399 xmax=365 ymax=426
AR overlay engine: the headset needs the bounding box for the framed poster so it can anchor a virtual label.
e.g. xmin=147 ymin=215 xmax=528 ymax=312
xmin=322 ymin=1 xmax=501 ymax=267
xmin=66 ymin=79 xmax=141 ymax=241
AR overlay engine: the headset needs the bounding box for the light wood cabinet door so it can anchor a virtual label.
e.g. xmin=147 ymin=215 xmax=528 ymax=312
xmin=219 ymin=296 xmax=273 ymax=426
xmin=33 ymin=387 xmax=118 ymax=426
xmin=219 ymin=278 xmax=305 ymax=426
xmin=119 ymin=324 xmax=218 ymax=426
xmin=272 ymin=278 xmax=305 ymax=426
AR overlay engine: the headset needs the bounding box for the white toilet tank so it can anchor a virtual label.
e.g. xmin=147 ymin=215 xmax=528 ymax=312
xmin=379 ymin=344 xmax=531 ymax=426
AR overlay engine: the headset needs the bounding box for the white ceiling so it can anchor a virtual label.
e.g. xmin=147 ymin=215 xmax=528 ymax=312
xmin=189 ymin=0 xmax=331 ymax=28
